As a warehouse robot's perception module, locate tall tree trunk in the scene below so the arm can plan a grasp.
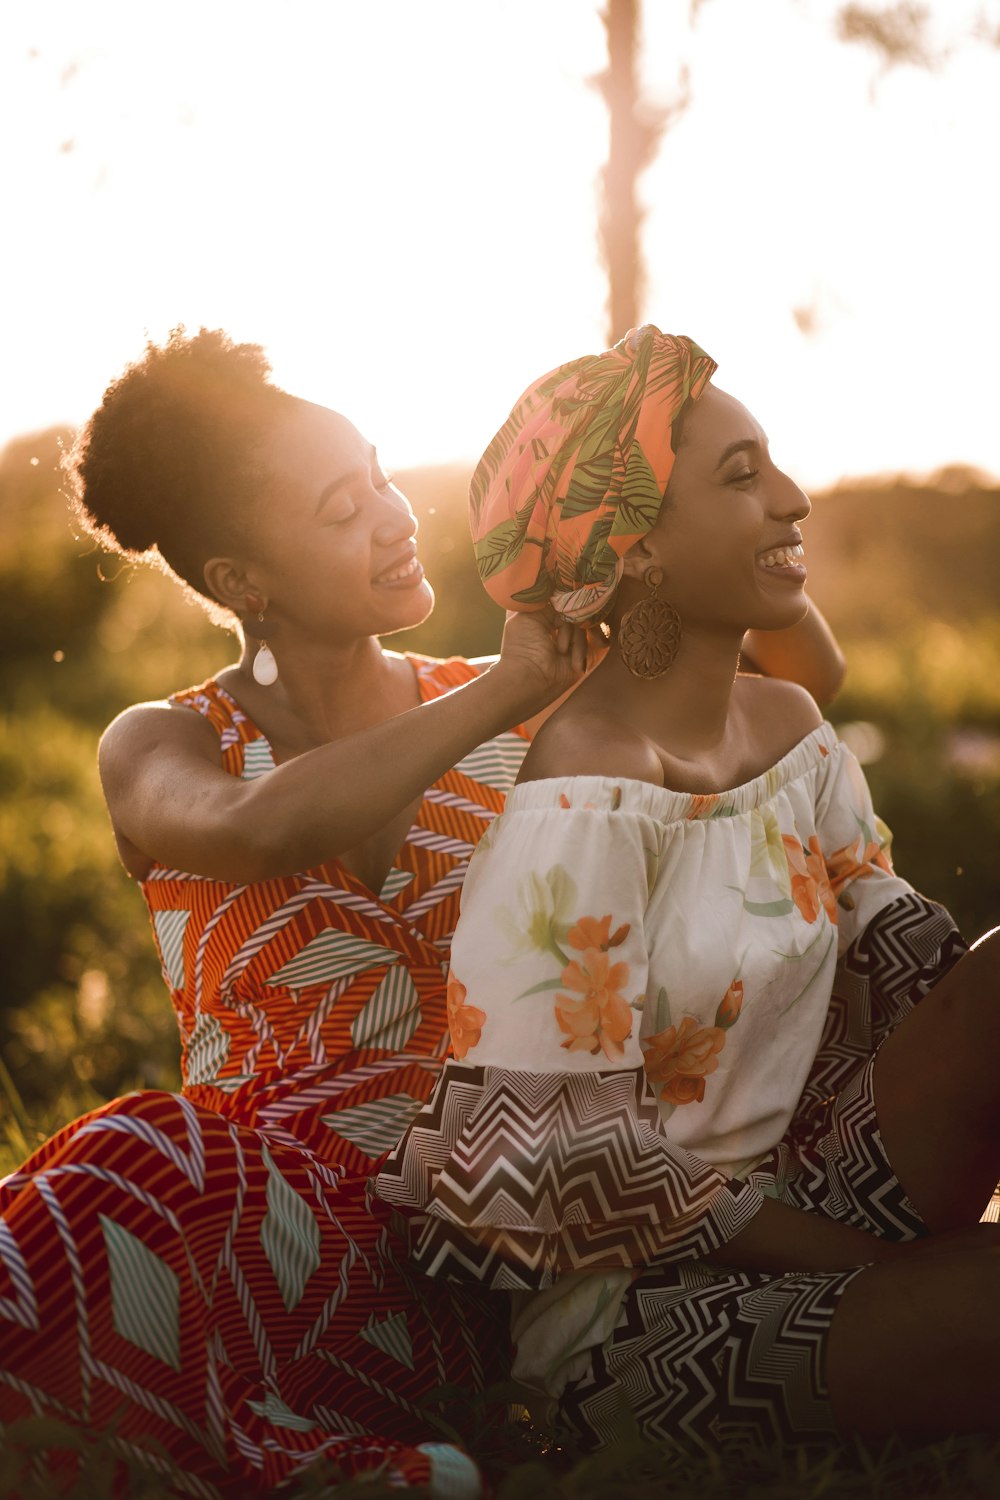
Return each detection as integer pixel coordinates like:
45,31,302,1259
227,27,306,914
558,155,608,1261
597,0,643,342
595,0,688,344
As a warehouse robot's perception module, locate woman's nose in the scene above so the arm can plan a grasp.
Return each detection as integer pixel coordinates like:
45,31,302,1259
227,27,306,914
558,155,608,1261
374,487,418,544
776,471,811,522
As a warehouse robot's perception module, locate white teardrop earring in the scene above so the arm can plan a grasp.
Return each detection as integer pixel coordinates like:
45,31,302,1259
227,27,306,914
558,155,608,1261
252,637,278,686
244,606,279,686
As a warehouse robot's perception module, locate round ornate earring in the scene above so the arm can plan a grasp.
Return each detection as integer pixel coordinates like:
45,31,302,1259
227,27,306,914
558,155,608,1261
242,600,279,686
617,566,682,679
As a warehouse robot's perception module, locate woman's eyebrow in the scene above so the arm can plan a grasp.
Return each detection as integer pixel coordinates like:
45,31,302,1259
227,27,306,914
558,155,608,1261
713,437,764,472
315,446,378,512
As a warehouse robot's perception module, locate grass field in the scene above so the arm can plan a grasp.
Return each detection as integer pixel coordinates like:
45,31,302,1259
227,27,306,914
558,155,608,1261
2,1406,1000,1498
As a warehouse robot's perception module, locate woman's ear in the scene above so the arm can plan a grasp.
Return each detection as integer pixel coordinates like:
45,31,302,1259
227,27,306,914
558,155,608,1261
620,536,657,583
203,556,255,615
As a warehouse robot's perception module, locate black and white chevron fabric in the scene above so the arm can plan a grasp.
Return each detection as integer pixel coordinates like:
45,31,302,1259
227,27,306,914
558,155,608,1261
796,891,966,1120
560,1257,858,1454
375,1062,763,1290
556,894,967,1452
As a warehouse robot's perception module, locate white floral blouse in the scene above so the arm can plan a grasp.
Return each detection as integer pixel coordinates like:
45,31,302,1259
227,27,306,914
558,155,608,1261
376,724,923,1392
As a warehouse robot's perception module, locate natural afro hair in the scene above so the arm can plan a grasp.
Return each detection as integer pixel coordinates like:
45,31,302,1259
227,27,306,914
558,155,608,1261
68,326,292,621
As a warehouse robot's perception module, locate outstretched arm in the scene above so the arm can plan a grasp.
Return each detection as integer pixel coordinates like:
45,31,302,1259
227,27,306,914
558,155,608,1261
100,612,589,884
741,596,846,706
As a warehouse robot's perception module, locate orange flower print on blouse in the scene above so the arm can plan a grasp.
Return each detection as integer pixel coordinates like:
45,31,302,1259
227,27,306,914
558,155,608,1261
714,979,743,1029
567,914,630,952
447,974,486,1059
686,793,720,821
555,946,633,1062
826,833,893,899
782,834,838,926
642,1016,726,1106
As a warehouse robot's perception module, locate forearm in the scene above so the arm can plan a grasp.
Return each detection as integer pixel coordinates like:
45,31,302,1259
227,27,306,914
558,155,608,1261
742,598,846,706
703,1194,897,1274
236,665,534,877
132,663,546,884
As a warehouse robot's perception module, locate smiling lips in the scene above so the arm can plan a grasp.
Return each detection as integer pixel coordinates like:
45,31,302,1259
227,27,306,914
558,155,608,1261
758,542,805,575
374,554,424,587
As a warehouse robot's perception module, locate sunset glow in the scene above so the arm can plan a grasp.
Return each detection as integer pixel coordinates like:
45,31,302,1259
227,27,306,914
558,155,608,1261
1,0,998,491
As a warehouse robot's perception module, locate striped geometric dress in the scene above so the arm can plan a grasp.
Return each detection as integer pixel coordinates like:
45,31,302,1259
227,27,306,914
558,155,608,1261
0,655,527,1497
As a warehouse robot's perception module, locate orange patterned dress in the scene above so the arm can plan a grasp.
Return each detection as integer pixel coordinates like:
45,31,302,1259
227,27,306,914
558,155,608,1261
0,656,528,1497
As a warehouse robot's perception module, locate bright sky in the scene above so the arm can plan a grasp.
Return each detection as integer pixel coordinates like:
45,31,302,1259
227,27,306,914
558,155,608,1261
1,0,998,491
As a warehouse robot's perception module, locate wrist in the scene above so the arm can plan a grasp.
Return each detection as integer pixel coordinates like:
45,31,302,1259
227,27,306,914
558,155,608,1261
479,656,553,723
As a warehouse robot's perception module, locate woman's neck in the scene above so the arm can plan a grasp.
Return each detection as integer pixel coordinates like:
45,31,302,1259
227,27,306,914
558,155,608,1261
227,633,417,754
591,625,745,758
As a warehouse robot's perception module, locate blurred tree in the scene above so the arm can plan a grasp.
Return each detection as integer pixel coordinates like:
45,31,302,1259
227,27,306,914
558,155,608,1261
594,0,994,339
592,0,687,342
836,2,938,69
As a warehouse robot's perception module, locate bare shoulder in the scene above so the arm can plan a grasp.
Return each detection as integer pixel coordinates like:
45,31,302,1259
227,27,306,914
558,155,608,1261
736,674,823,759
99,698,220,786
517,702,664,786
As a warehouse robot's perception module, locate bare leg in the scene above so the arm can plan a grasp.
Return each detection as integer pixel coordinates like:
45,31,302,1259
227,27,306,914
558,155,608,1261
827,1238,1000,1438
873,925,1000,1231
826,926,1000,1439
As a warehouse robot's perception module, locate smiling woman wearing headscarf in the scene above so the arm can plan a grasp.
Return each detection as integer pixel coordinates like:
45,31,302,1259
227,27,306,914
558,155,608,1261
471,326,716,623
470,325,844,699
378,325,1000,1458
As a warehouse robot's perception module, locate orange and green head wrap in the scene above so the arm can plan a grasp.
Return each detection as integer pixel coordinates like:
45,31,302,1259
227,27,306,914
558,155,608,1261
469,325,717,622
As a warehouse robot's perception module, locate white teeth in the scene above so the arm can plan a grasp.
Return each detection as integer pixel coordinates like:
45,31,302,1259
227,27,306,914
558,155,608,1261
759,544,805,568
378,557,419,584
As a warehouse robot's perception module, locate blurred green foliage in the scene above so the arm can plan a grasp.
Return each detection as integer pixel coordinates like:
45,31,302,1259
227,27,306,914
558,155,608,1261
1,432,998,1168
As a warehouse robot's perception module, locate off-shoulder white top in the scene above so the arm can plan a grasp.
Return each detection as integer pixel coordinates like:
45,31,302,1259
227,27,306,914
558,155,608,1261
377,725,916,1395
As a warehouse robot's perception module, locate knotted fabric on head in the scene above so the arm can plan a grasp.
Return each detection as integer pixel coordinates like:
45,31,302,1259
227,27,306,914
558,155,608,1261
469,325,717,622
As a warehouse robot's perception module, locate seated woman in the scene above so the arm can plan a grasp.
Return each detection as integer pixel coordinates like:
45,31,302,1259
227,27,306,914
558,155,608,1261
376,325,999,1454
0,328,590,1499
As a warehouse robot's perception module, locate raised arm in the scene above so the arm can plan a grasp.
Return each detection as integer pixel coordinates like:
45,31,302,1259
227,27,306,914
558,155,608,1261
101,613,588,884
741,596,846,706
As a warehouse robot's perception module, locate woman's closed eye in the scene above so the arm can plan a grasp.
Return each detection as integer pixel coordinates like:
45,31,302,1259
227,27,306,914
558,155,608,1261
325,501,359,525
326,477,392,525
727,467,760,486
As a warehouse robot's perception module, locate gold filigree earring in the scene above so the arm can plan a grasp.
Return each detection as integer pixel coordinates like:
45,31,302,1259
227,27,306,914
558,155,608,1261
617,566,682,679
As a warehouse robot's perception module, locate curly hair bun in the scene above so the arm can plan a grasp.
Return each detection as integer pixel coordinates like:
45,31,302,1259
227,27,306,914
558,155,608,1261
68,326,288,604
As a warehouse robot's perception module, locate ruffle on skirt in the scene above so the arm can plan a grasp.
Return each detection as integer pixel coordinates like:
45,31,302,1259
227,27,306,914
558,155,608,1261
374,1061,763,1289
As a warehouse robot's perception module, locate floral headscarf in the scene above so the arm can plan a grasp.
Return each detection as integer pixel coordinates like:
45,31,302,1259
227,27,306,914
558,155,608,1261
469,325,717,622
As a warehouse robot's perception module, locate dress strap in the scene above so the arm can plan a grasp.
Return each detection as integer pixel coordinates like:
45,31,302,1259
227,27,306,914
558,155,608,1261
168,679,269,779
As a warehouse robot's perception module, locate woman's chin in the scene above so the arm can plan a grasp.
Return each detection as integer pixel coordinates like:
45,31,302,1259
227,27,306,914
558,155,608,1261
749,590,810,633
381,579,436,636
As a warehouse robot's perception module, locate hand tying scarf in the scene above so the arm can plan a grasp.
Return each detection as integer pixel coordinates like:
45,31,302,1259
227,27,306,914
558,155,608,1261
469,325,717,622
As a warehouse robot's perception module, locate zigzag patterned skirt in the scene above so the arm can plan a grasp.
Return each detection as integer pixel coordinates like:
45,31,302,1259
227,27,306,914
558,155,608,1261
560,899,967,1454
559,1048,912,1453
